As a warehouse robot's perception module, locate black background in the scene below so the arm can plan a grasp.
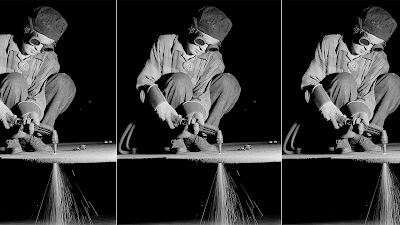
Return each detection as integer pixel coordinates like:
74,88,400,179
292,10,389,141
282,0,400,144
117,0,281,144
0,0,116,143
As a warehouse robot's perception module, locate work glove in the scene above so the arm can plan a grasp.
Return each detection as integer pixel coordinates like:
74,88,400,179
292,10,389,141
319,101,344,129
174,112,205,139
188,112,205,135
352,112,369,135
23,112,40,135
155,101,179,129
0,101,16,129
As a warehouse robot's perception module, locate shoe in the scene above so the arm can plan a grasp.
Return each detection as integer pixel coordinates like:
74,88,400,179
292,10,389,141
186,134,217,152
171,138,188,154
335,138,352,154
20,135,53,152
350,134,382,152
6,139,23,154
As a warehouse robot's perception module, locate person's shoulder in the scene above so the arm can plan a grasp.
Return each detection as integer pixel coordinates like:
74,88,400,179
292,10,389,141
40,50,59,63
156,34,177,45
374,50,388,62
0,34,12,41
0,34,12,46
320,34,342,46
209,50,223,61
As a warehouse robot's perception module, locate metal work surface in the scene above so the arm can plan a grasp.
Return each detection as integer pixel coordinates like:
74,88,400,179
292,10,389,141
118,142,281,163
283,142,400,163
0,142,116,163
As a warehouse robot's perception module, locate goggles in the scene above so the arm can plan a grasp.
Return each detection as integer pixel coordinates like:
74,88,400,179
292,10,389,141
358,33,384,51
193,35,219,52
27,33,54,52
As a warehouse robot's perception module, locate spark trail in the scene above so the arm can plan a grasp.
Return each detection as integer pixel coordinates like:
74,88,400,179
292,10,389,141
365,163,400,225
35,163,96,225
200,163,261,225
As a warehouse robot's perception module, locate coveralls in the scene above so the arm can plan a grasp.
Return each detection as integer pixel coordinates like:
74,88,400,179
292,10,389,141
137,34,241,128
0,34,76,129
302,34,400,129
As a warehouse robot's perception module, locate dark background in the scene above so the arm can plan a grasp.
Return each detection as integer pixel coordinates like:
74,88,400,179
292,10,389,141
117,0,281,145
282,159,396,224
0,0,116,143
282,1,400,146
118,160,281,224
0,161,116,222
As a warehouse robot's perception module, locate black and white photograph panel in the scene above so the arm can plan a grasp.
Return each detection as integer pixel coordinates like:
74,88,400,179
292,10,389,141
117,0,281,162
0,1,116,224
282,1,400,225
282,1,400,156
118,160,281,225
0,0,116,157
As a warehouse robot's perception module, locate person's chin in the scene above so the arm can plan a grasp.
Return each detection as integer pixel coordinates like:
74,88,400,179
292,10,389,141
195,50,204,55
359,50,368,56
29,50,38,56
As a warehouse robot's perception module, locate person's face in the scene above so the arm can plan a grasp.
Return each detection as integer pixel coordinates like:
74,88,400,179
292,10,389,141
187,31,220,56
22,31,55,56
352,31,385,56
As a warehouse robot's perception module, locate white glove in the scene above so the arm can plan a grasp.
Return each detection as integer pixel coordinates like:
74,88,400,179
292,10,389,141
155,101,179,129
188,112,205,135
319,101,344,129
23,112,40,135
352,112,369,135
0,101,16,129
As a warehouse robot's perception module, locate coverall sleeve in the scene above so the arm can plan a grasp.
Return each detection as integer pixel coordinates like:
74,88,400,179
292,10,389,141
192,54,225,119
27,56,60,120
136,37,164,91
301,37,330,103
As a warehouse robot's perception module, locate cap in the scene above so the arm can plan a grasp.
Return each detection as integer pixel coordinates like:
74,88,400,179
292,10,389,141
361,6,396,42
29,6,67,41
195,6,232,42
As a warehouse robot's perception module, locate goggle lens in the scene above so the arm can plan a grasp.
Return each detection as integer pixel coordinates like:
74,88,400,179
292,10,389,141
29,37,42,46
194,38,206,46
359,37,370,46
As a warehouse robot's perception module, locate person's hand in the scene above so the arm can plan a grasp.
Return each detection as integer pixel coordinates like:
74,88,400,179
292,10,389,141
352,112,369,135
0,101,15,129
155,101,179,129
319,101,344,129
22,112,40,135
188,112,205,135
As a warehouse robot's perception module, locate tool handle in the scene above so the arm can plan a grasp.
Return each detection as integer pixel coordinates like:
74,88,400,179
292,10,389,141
7,114,53,136
172,115,218,137
338,116,382,137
